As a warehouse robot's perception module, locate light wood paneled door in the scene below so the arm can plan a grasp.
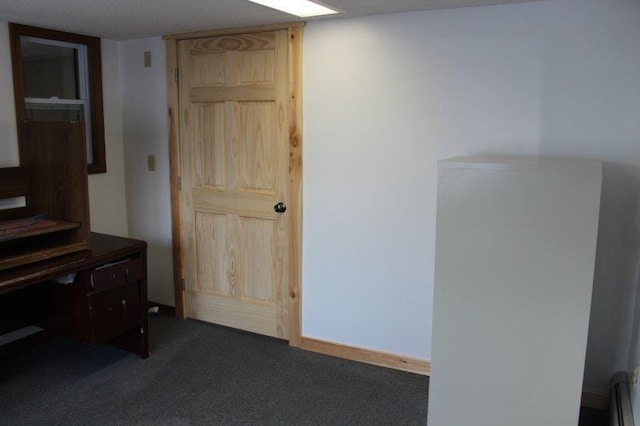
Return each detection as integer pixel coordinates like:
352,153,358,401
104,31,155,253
177,30,293,338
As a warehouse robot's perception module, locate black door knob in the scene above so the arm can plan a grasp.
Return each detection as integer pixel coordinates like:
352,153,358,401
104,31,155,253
274,202,287,213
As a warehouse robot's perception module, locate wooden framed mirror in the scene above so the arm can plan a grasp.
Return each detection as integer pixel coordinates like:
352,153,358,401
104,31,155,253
9,23,106,174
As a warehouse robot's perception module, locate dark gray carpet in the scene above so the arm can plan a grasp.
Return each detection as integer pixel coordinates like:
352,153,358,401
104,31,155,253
1,314,428,425
0,314,610,425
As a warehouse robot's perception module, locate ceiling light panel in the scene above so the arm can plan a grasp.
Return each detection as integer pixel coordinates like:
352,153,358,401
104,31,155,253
246,0,339,17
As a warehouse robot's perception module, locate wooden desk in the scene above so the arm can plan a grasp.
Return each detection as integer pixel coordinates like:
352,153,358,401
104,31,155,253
0,233,149,358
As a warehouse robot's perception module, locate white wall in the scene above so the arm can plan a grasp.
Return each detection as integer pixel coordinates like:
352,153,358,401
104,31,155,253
303,0,640,392
0,21,128,236
0,23,18,167
537,1,640,395
119,38,174,306
4,0,638,396
88,39,129,236
303,2,543,365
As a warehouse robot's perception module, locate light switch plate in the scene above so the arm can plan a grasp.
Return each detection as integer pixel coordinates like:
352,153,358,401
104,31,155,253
147,155,156,171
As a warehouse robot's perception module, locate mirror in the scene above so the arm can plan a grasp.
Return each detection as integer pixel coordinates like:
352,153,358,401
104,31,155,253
9,24,106,174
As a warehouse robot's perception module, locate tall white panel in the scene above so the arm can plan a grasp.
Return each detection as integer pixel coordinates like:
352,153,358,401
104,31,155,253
428,157,602,426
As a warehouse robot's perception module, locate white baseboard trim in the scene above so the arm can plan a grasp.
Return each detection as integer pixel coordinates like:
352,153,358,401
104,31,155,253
298,336,431,375
581,388,609,410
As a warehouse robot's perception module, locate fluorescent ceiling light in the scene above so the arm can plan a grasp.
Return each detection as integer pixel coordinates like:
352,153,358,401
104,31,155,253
247,0,339,17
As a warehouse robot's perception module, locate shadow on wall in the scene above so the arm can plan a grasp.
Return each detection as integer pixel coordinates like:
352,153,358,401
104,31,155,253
131,233,175,307
585,162,640,388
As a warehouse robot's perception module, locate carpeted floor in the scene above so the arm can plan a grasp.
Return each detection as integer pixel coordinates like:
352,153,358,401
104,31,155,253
0,314,609,425
1,314,428,425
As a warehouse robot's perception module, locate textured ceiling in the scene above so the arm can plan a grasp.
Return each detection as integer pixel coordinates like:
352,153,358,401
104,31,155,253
0,0,546,40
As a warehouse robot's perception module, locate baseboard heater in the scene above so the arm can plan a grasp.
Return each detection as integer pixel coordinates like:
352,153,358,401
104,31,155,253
610,372,634,426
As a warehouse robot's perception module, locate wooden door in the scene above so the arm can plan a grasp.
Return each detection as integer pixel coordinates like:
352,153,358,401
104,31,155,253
177,30,293,339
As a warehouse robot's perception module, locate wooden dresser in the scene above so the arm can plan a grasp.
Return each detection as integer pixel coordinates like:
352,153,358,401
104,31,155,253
0,232,149,358
1,121,148,358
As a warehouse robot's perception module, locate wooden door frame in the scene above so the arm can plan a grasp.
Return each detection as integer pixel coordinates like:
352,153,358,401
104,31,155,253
164,23,304,347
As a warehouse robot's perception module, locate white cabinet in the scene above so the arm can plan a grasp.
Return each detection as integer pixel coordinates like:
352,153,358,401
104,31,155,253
428,157,602,426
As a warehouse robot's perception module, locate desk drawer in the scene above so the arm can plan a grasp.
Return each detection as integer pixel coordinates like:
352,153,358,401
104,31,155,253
91,283,142,343
91,257,143,293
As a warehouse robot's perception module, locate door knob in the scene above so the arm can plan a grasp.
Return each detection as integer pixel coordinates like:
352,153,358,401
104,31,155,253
274,202,287,213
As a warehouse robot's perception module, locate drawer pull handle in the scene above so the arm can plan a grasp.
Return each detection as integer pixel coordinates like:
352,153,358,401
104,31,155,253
125,268,131,285
122,298,127,319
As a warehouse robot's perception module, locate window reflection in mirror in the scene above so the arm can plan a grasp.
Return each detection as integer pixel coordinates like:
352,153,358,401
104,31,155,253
20,37,93,162
9,24,106,174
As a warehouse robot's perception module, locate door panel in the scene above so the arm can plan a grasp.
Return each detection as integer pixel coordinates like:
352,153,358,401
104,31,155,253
240,216,276,303
192,103,226,189
191,54,225,87
194,212,228,295
239,102,276,192
178,31,289,338
238,51,275,84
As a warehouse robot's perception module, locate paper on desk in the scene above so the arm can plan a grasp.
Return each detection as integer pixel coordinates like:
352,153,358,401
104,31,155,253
52,273,76,285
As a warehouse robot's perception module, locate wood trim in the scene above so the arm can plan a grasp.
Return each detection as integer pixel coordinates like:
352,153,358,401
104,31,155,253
287,26,303,347
299,337,431,375
581,388,609,410
8,23,106,174
164,22,305,41
86,36,106,174
165,38,186,319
